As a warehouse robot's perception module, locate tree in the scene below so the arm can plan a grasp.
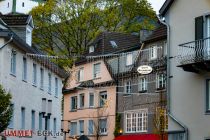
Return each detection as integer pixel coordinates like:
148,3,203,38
30,0,156,67
0,85,12,133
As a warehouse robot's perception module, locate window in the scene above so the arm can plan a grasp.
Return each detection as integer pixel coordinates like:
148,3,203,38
126,53,133,66
206,79,210,112
39,113,42,130
47,118,50,130
125,109,148,133
93,63,101,79
48,73,52,94
156,74,166,89
21,107,25,129
125,81,131,94
99,118,107,134
150,46,157,60
32,64,37,86
110,41,118,48
139,77,147,92
8,104,14,128
164,41,167,56
10,50,16,75
79,94,85,108
7,2,9,8
77,68,84,82
70,122,77,136
99,91,107,107
89,46,94,53
71,96,77,110
22,2,24,7
88,120,94,135
79,120,84,135
22,57,27,81
89,93,94,107
40,68,44,90
31,110,35,130
53,118,57,134
55,78,58,97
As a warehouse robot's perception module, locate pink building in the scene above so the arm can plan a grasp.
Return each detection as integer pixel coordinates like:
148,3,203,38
62,32,140,140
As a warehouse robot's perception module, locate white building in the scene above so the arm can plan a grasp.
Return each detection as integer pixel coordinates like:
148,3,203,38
0,0,43,14
0,14,67,140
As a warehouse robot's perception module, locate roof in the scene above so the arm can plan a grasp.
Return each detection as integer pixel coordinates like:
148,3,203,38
159,0,175,16
76,32,140,65
0,29,68,78
0,14,33,27
144,23,167,43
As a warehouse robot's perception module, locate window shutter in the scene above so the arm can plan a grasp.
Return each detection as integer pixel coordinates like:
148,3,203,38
195,16,204,40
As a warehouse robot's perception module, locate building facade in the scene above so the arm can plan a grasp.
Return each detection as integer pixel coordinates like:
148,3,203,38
0,14,66,140
160,0,210,140
62,32,140,140
109,24,167,139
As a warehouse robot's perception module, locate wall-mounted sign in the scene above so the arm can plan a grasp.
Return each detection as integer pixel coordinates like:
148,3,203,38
137,65,153,75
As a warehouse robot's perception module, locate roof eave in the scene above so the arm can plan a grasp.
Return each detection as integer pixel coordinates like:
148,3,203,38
159,0,175,16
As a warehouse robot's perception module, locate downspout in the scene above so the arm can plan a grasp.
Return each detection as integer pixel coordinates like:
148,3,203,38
0,35,13,49
158,16,188,140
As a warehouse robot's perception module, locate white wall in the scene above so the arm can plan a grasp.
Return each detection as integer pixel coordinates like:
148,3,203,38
0,0,13,14
0,40,63,140
165,0,210,140
15,0,39,14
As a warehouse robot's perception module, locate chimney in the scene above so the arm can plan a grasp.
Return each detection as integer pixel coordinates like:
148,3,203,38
139,29,153,43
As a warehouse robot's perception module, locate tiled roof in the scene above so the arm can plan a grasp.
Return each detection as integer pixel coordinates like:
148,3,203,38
144,24,167,43
76,32,140,65
0,14,31,26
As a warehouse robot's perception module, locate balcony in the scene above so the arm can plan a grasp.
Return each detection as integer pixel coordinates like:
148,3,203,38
178,37,210,73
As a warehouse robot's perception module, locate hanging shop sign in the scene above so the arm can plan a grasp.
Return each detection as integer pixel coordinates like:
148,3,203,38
137,65,153,75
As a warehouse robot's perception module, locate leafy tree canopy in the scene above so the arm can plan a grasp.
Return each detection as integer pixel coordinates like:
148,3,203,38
30,0,156,67
0,85,12,133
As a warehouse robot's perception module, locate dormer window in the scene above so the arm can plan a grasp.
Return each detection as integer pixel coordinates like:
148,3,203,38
89,46,94,53
26,28,32,46
110,41,118,48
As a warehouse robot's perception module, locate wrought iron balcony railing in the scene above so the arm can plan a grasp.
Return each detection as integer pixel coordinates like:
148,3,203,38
178,37,210,65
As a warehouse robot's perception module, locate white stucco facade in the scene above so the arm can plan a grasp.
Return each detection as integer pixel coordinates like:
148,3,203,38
0,38,64,140
163,0,210,140
0,0,40,14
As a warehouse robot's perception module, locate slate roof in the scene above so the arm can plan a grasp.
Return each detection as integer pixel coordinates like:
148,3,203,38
159,0,175,16
76,32,140,65
0,14,32,26
144,24,167,43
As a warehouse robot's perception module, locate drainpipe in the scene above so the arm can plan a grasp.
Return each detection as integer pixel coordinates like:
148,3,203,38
158,16,188,140
0,35,13,49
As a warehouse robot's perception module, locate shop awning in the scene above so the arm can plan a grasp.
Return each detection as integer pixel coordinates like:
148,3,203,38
114,134,168,140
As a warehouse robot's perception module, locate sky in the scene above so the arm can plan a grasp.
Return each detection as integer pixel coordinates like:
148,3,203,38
148,0,166,14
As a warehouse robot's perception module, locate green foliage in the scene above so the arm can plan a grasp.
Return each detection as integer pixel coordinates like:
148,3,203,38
30,0,156,68
0,85,12,133
114,113,121,137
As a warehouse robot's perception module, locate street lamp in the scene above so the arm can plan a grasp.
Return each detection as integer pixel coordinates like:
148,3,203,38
61,120,70,140
41,98,52,140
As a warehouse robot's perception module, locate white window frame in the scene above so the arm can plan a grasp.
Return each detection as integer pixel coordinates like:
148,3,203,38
88,120,94,135
99,118,107,135
93,63,101,79
79,94,85,109
126,53,133,66
125,109,148,133
156,73,166,89
99,91,107,107
89,93,94,107
10,50,16,75
22,57,27,81
32,63,37,86
125,81,131,94
71,96,77,111
89,46,94,53
78,120,84,135
150,46,157,60
77,67,84,82
139,77,147,92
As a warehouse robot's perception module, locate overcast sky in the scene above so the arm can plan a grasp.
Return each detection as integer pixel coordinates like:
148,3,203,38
148,0,166,13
